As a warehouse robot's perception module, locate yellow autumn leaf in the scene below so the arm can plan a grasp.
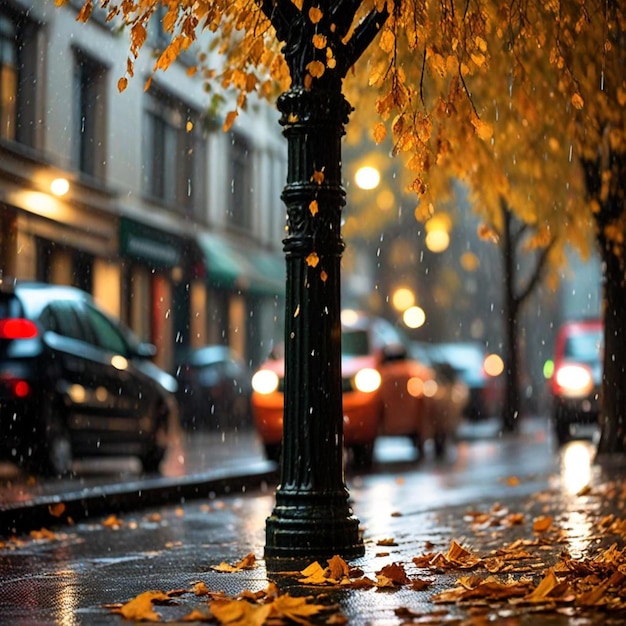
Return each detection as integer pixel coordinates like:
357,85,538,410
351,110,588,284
533,515,553,532
210,598,272,625
272,594,328,621
571,92,584,109
117,76,128,92
291,0,303,9
117,590,170,622
379,29,395,54
320,270,328,282
308,7,323,23
306,252,320,267
210,552,257,572
310,169,325,184
373,121,387,144
223,110,238,132
471,117,494,141
48,502,66,517
306,60,325,78
312,34,326,49
309,199,319,216
76,0,93,22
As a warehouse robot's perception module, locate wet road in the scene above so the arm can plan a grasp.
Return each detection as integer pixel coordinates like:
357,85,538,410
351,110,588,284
0,416,597,508
0,415,608,625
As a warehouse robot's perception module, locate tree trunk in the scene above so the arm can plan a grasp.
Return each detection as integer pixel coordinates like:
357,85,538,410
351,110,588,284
500,202,521,432
595,244,626,458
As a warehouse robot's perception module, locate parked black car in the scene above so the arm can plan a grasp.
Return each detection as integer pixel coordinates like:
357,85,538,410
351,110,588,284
0,280,178,476
175,345,252,430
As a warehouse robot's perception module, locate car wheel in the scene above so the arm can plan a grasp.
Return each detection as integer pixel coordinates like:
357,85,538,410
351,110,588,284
264,443,281,463
433,432,447,458
140,405,168,474
554,420,570,446
350,443,374,470
27,408,73,477
553,405,570,446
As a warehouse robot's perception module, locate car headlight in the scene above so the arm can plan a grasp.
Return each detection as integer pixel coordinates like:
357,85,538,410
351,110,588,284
353,368,382,393
555,364,593,398
252,369,280,395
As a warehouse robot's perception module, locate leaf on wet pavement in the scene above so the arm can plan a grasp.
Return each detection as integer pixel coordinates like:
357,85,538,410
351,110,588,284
113,590,173,622
375,562,410,587
102,514,124,528
532,515,553,533
210,552,257,572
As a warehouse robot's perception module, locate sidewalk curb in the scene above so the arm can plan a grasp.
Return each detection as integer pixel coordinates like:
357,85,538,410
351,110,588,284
0,461,278,537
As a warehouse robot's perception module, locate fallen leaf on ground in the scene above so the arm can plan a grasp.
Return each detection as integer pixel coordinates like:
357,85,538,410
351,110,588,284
210,553,257,573
114,590,172,622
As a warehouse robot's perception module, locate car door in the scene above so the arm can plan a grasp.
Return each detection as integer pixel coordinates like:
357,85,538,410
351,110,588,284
41,299,145,452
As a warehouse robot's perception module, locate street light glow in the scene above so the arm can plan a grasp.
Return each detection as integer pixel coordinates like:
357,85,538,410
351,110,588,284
403,306,426,329
425,229,450,253
50,177,70,196
392,287,415,311
354,166,380,190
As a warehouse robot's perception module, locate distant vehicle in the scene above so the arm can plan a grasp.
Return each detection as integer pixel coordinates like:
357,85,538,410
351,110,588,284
0,280,178,476
414,341,501,421
251,311,462,468
550,319,603,444
175,345,252,430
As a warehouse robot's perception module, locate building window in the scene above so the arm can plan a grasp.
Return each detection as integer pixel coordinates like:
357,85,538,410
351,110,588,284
0,8,38,148
228,133,252,231
143,88,206,217
73,50,107,179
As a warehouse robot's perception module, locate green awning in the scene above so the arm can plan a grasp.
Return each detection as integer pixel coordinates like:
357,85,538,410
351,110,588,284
196,232,285,297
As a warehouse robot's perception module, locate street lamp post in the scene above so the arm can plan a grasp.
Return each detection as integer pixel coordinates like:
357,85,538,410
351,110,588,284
260,0,388,564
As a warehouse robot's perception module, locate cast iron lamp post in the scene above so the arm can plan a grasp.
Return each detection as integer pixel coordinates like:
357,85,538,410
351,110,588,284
260,0,389,563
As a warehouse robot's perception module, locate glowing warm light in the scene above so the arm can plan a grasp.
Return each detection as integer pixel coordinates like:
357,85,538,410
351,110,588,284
252,369,280,395
392,287,415,311
423,379,439,398
50,177,70,196
425,230,450,253
460,251,480,271
484,353,504,377
68,384,87,403
403,306,426,329
341,309,360,326
407,376,424,397
561,441,593,495
354,166,380,190
353,368,382,393
111,355,129,370
376,189,395,210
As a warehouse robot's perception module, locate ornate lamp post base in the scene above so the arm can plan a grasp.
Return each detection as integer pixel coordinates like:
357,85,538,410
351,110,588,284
266,490,363,563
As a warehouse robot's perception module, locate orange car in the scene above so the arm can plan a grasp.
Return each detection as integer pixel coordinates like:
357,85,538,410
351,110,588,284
251,310,462,467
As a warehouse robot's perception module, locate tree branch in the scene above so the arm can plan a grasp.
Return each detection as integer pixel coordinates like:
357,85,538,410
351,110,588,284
329,0,365,40
342,5,390,71
516,237,556,306
258,0,298,42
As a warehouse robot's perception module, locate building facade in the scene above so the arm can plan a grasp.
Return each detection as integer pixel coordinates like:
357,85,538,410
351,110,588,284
0,0,287,371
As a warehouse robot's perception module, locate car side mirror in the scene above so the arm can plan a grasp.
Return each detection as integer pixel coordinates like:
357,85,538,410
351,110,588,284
382,344,408,362
134,342,158,358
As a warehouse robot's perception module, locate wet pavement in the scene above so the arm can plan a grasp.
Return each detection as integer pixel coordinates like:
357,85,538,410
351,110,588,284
1,417,625,624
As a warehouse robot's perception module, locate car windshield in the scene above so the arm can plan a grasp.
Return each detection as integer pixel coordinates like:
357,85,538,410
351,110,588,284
564,330,603,363
342,329,370,356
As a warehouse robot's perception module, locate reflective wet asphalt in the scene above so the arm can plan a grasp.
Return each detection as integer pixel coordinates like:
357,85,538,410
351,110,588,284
1,417,622,625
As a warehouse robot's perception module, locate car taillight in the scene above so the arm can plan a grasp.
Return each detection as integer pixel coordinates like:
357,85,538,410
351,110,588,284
0,318,38,340
0,376,31,398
